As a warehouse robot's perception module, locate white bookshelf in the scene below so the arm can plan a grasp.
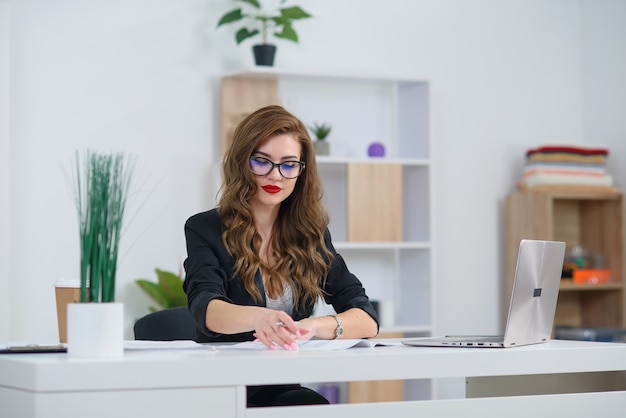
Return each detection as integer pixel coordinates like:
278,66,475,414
220,67,433,401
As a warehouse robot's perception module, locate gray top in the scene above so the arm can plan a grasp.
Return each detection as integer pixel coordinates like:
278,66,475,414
266,283,294,315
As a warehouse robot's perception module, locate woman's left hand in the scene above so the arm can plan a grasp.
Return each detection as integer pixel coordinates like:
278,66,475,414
293,309,378,341
293,318,317,341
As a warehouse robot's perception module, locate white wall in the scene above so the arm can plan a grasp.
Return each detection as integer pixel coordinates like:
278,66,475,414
581,0,626,183
0,0,10,339
8,0,223,340
3,0,625,353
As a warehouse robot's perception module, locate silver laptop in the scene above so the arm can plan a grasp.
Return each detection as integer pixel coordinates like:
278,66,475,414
403,239,566,348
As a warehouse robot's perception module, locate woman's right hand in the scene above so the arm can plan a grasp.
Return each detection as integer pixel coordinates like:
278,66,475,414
253,309,301,350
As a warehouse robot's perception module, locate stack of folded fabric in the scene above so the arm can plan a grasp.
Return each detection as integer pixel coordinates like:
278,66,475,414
522,145,613,188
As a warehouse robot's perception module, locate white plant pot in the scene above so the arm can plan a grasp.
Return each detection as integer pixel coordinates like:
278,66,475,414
67,302,124,359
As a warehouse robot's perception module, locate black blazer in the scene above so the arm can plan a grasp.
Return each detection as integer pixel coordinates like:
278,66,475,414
183,209,379,343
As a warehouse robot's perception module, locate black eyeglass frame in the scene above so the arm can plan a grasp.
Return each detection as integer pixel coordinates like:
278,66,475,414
249,156,306,179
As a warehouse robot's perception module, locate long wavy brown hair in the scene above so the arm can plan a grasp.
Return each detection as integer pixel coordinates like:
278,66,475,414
218,105,334,311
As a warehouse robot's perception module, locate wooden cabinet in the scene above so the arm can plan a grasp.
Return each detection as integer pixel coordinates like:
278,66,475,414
506,185,626,331
220,67,433,400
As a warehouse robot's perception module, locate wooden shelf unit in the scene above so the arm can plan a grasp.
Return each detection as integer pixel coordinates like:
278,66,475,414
506,186,626,330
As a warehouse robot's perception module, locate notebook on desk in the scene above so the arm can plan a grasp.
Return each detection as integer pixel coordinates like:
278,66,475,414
0,343,66,354
403,239,566,348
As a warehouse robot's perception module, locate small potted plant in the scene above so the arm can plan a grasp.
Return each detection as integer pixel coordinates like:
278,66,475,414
66,150,135,358
217,0,312,66
309,122,331,155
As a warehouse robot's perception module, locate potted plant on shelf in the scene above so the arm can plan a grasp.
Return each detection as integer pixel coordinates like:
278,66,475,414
217,0,312,66
308,122,331,156
66,150,135,358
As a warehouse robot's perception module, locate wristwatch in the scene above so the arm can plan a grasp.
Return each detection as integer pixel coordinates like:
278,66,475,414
329,315,343,339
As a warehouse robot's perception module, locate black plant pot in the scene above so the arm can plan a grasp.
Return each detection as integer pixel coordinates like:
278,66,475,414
253,44,277,66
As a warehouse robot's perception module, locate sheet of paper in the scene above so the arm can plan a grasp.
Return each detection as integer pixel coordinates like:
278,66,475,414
226,339,402,351
123,340,216,351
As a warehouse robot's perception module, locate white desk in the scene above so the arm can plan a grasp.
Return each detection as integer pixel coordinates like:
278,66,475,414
1,340,626,417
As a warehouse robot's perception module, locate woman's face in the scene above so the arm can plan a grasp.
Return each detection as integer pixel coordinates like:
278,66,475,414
249,133,302,210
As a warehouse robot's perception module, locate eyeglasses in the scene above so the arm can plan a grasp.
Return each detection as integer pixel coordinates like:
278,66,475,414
249,156,305,179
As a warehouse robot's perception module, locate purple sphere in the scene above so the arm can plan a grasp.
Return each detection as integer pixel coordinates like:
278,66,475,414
368,142,385,157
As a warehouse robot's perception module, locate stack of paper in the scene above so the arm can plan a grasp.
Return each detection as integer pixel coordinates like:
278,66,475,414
226,339,402,351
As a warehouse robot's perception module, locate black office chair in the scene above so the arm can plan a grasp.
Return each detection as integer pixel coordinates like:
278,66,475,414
133,306,198,341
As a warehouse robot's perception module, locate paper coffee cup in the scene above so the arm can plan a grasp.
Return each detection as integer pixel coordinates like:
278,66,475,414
54,278,81,343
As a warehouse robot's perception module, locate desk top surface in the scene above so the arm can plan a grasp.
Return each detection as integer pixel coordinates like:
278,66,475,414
1,339,625,392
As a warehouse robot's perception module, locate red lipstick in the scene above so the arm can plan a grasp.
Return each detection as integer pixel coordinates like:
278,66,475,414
262,185,281,194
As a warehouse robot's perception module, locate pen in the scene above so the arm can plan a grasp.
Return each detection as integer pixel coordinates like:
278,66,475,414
275,321,300,327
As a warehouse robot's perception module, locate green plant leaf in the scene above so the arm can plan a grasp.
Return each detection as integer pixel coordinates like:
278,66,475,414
274,22,298,43
235,27,259,44
309,122,331,140
280,6,312,20
135,279,168,309
136,268,187,312
155,268,187,308
238,0,261,9
217,8,244,27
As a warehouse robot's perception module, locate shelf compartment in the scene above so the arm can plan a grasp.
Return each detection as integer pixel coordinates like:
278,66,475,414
397,249,432,328
347,163,403,242
320,163,430,244
555,290,624,328
552,197,624,285
221,69,430,160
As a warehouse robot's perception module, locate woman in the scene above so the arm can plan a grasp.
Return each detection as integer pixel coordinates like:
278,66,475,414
183,105,379,407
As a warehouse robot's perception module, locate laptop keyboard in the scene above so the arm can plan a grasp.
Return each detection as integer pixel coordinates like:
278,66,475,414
446,335,504,343
444,336,504,343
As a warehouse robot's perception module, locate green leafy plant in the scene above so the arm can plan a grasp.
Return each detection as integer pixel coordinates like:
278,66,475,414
74,151,135,303
308,122,332,141
135,268,187,312
217,0,312,45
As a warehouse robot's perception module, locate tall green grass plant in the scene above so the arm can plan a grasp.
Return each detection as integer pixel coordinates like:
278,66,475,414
74,151,135,303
